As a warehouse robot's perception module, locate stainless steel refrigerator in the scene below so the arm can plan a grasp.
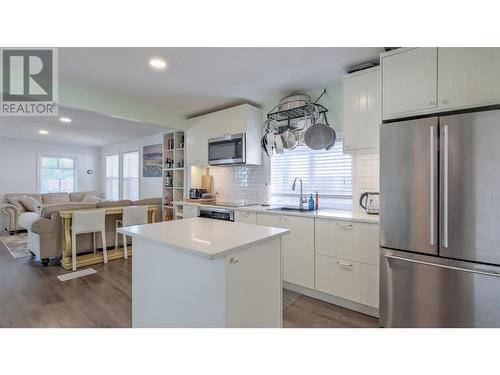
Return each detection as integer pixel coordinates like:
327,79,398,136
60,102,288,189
380,109,500,327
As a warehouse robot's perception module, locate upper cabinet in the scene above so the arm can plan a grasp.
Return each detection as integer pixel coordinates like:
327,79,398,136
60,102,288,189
209,106,246,138
186,114,210,165
342,67,381,153
382,47,500,120
381,48,438,119
438,48,500,111
185,104,263,166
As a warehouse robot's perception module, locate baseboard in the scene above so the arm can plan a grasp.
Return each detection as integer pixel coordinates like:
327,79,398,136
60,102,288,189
283,281,379,318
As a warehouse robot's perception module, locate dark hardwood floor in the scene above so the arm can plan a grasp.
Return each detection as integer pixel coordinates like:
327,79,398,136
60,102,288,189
0,240,378,328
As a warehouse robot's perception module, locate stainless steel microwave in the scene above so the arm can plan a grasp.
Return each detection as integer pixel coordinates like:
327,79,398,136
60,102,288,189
208,133,246,165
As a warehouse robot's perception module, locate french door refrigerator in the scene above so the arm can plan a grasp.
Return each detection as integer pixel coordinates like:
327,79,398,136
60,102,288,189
380,109,500,327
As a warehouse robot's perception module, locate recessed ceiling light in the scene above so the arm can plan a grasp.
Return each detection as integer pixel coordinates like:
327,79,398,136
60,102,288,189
149,58,167,69
39,129,49,135
59,117,72,123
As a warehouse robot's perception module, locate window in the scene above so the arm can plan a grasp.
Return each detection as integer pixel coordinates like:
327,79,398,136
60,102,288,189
123,151,139,200
39,156,76,193
105,154,119,200
270,139,353,209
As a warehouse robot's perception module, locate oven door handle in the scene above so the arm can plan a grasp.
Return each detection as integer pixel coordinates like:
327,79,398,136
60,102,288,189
384,253,500,278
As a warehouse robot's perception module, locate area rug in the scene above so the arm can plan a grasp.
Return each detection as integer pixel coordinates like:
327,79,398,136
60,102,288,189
0,232,32,259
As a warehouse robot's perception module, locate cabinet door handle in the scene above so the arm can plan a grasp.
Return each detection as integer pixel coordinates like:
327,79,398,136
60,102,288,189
429,100,436,105
337,260,353,267
230,257,238,264
336,222,353,230
442,99,449,105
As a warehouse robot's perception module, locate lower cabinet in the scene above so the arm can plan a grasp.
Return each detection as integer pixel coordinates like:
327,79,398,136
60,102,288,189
315,219,379,308
183,205,199,219
234,211,257,225
315,255,379,308
256,213,315,289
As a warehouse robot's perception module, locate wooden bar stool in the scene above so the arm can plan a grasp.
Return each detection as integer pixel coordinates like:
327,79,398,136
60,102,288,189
115,206,149,259
71,209,107,271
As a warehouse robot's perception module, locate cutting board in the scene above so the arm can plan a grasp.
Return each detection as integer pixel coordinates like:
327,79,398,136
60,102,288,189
201,168,214,194
185,198,216,204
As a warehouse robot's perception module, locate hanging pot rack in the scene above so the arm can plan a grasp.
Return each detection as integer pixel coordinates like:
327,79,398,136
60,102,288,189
266,89,328,123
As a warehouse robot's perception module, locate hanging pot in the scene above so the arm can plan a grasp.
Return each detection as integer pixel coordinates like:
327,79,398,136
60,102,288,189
278,93,311,111
303,118,335,150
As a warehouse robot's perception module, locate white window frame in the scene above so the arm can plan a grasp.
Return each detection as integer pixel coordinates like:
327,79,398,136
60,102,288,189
122,149,139,200
270,139,353,209
105,154,120,201
38,154,77,193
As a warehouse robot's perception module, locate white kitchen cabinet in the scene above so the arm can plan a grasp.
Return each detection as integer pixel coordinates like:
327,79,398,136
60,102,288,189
182,205,199,219
186,115,210,165
209,106,246,138
438,48,500,111
382,48,438,119
315,219,379,266
234,211,257,225
342,67,381,152
256,213,315,289
185,104,262,166
316,254,379,308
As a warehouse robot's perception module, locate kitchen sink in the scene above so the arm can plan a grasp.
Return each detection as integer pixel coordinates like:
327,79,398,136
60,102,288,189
267,207,314,212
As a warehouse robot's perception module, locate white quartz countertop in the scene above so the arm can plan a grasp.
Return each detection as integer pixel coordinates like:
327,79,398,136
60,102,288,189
174,201,379,224
117,217,289,260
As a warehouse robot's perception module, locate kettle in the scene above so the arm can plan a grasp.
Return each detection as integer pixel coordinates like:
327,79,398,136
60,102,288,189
359,192,380,215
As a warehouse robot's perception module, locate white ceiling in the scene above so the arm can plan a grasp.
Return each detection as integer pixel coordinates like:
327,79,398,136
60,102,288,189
0,106,170,147
59,47,384,116
0,48,384,147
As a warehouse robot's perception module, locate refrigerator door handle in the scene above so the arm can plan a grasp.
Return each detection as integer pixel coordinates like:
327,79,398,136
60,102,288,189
429,126,435,246
443,124,449,248
384,253,500,278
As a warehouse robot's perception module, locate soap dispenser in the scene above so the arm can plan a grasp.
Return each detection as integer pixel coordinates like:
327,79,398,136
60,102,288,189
308,194,314,210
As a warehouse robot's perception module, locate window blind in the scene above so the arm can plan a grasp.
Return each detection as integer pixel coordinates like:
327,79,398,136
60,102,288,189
270,139,353,209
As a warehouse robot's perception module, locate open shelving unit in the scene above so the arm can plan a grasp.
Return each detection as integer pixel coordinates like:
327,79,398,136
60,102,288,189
162,131,185,221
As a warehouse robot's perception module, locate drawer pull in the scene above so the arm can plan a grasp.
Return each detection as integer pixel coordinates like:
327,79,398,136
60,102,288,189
336,222,353,230
337,260,353,267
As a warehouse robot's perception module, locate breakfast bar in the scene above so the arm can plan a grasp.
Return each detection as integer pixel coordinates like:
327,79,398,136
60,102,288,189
59,205,158,270
118,217,289,328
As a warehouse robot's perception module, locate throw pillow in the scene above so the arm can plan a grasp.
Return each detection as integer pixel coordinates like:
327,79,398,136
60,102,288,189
81,195,103,204
7,195,27,213
20,196,42,212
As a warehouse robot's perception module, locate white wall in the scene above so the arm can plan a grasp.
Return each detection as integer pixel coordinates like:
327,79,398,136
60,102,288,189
0,136,101,230
100,133,165,200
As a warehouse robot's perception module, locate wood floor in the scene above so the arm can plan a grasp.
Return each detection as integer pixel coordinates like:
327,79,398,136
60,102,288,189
0,240,378,328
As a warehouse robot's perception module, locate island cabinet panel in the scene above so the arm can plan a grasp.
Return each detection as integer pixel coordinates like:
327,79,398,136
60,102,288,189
234,211,257,225
256,213,315,289
131,234,284,328
315,219,379,266
226,237,282,328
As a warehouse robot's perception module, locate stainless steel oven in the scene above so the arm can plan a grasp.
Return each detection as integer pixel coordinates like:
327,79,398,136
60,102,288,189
208,133,245,165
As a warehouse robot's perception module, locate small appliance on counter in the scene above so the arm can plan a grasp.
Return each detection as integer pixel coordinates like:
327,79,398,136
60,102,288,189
189,188,207,199
359,192,379,215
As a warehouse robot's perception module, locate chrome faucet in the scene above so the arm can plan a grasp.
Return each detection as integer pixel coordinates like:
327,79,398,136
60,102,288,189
292,177,307,210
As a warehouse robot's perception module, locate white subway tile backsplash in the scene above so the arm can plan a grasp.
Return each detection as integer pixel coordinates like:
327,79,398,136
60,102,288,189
207,152,379,211
353,152,380,211
210,165,269,204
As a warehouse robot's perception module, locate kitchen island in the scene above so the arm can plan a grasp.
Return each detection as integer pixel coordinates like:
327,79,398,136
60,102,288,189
118,217,289,328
